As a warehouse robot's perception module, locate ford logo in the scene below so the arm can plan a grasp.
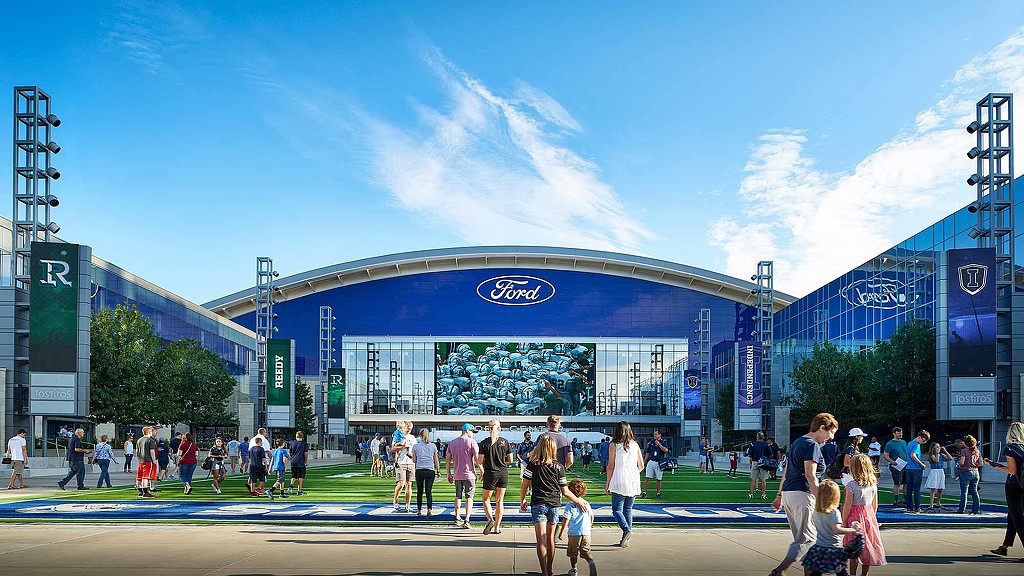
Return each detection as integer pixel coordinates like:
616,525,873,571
476,275,555,306
839,278,913,310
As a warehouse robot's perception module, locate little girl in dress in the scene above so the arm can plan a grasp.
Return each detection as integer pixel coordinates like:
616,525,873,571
842,453,887,575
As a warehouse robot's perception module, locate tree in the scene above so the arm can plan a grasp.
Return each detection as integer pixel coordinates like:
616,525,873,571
90,304,178,425
294,377,316,437
869,319,936,432
158,338,238,427
715,381,734,432
783,342,871,428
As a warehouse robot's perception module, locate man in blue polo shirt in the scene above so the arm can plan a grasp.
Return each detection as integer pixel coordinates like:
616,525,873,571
883,427,909,506
641,430,670,499
598,437,610,475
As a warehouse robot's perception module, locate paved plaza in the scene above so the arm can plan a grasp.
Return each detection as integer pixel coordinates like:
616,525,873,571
0,523,1018,575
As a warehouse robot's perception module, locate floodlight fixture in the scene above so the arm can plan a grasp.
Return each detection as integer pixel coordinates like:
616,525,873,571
968,201,980,214
967,174,982,186
967,227,982,239
45,222,60,234
41,195,59,207
45,141,61,154
967,121,981,134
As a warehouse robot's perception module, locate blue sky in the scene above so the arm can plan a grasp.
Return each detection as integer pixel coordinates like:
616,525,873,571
3,2,1024,303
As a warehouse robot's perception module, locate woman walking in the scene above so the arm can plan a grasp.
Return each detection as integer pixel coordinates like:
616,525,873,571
769,412,838,576
605,420,643,548
925,442,954,511
208,437,228,494
841,428,865,473
521,435,587,576
412,428,440,517
986,421,1024,561
177,432,199,495
94,435,115,488
122,434,134,473
842,453,886,575
956,435,983,515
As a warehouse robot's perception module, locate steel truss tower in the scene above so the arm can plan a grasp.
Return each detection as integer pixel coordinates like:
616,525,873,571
694,308,711,434
752,261,775,432
255,257,277,428
319,306,336,449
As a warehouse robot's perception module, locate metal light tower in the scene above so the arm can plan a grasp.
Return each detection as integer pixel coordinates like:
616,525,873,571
11,87,62,433
693,308,711,435
966,93,1016,424
318,306,336,450
752,261,775,432
255,257,278,428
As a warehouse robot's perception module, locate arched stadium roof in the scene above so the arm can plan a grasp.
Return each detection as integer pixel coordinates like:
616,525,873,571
203,246,795,319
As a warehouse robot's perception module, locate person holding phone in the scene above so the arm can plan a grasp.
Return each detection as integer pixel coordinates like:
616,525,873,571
986,421,1024,561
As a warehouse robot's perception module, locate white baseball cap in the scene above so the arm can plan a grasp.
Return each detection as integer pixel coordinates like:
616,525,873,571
848,427,866,437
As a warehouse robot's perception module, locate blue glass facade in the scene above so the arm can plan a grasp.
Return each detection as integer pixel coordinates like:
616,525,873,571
90,260,256,374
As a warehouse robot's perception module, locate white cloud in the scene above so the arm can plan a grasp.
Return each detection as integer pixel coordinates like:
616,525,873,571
364,48,652,252
710,27,1024,297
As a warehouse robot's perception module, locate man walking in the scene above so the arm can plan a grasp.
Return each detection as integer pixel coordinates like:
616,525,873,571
747,432,771,500
6,428,29,489
598,437,610,475
883,427,908,506
135,426,158,497
370,433,382,477
538,415,573,469
288,431,309,496
227,435,241,473
478,419,513,535
169,432,182,479
641,430,670,499
57,427,92,491
446,423,482,529
392,421,416,512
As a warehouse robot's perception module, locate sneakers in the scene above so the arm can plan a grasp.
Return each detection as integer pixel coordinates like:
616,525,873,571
57,483,65,491
281,492,289,498
619,531,632,548
405,506,412,513
747,493,753,499
656,493,662,499
454,518,464,528
991,546,1008,556
249,491,260,497
484,520,495,535
296,491,305,496
762,494,768,500
140,492,155,498
267,490,275,500
640,492,648,499
212,483,222,495
426,512,433,519
568,568,579,576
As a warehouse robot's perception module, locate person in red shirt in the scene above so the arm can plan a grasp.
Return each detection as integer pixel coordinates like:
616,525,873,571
176,432,199,495
729,449,739,478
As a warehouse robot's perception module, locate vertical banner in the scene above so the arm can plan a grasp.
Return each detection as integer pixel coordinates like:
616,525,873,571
29,242,80,373
683,369,702,421
947,248,997,378
327,367,346,418
734,341,762,430
266,338,293,406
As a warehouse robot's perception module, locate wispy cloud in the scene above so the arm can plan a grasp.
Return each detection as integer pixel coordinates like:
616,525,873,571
104,1,209,75
710,28,1024,297
363,47,652,252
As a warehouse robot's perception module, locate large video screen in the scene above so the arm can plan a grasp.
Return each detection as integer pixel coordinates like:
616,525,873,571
435,342,596,417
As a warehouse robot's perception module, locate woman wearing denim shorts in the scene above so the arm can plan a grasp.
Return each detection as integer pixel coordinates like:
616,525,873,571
521,435,587,576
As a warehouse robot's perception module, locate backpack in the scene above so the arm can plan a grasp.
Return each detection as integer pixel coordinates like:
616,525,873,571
825,450,846,480
659,456,679,471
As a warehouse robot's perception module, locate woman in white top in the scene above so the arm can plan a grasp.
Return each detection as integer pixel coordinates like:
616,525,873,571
867,436,882,468
605,420,644,548
123,434,135,473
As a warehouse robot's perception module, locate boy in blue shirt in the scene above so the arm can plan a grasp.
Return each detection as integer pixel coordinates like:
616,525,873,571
904,429,930,514
556,478,597,576
268,438,289,500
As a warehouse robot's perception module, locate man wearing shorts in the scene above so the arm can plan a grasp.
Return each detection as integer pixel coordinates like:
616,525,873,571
136,426,158,498
446,423,482,529
392,421,416,512
641,430,670,499
370,433,382,477
6,428,28,489
248,437,269,496
517,430,535,478
478,419,513,535
746,432,771,499
883,427,909,506
288,431,309,496
227,436,241,473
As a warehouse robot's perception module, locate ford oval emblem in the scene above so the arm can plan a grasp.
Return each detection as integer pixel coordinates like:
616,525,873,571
839,278,910,310
476,275,556,306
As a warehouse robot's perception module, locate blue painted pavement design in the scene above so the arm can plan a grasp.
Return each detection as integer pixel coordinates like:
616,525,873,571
0,500,1008,524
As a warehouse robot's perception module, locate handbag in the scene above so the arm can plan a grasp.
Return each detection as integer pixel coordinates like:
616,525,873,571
201,457,213,471
1,456,11,465
659,457,679,471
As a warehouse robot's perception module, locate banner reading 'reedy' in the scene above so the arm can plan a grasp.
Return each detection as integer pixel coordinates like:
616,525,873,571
267,338,292,406
30,242,80,373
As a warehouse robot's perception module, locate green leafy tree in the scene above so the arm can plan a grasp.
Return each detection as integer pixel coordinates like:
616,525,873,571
158,338,238,427
868,319,936,432
294,377,316,437
783,341,871,428
715,381,734,432
90,304,177,424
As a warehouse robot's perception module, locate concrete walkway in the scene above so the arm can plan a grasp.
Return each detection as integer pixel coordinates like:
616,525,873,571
0,523,1018,575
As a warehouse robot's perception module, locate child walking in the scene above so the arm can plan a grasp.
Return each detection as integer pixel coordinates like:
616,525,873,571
268,438,289,500
556,479,598,576
925,442,953,511
842,454,887,576
802,479,862,576
728,449,739,478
